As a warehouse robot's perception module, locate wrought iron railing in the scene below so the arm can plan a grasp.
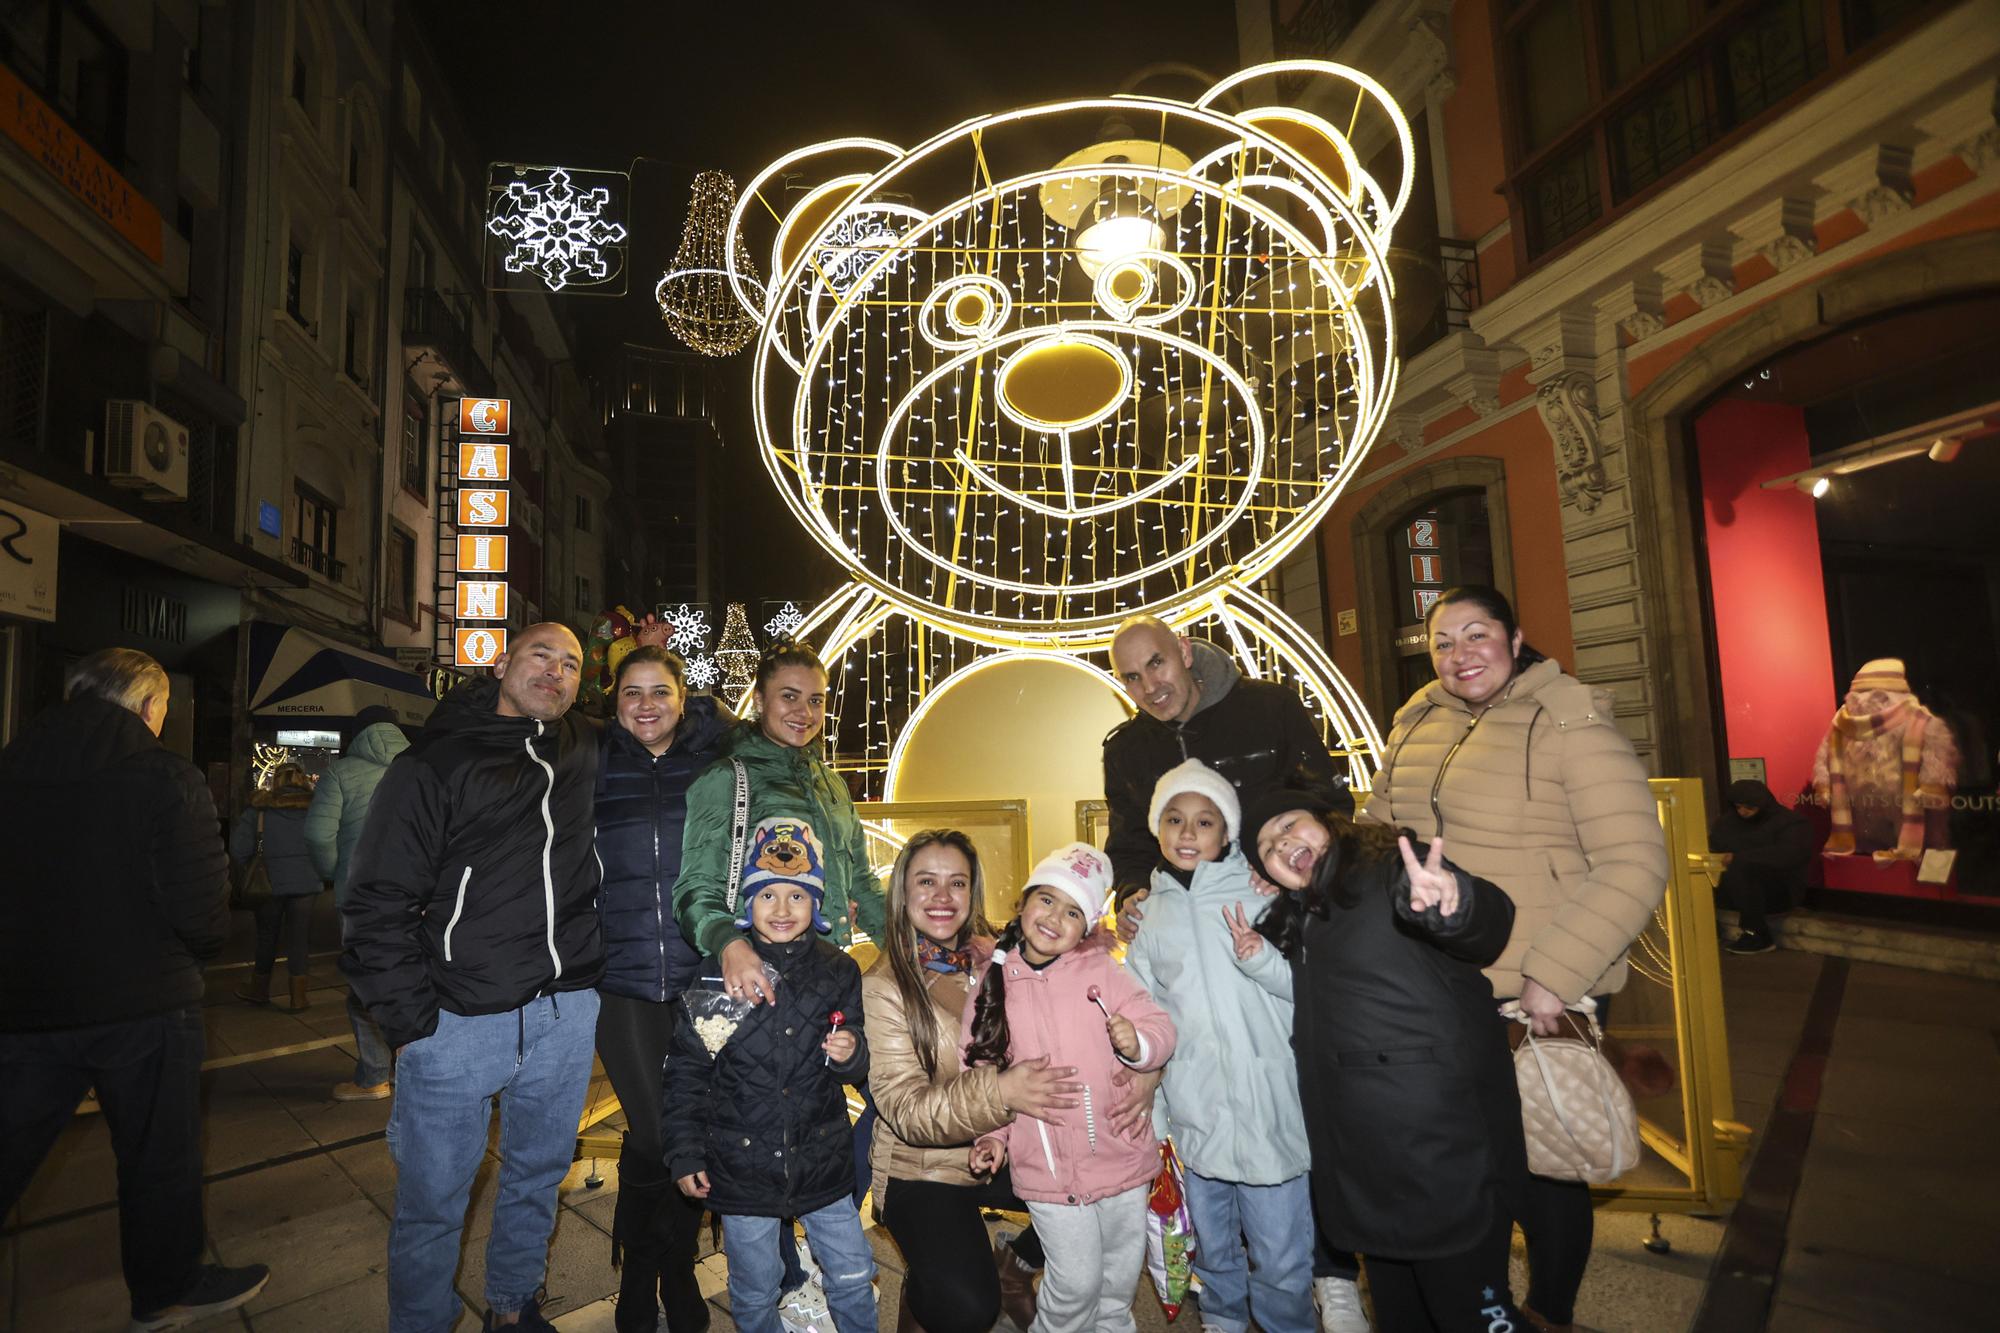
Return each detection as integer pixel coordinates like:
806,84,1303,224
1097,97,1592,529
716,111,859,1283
402,288,491,392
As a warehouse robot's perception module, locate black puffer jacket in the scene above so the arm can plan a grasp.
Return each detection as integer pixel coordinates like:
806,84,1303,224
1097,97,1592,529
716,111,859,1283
1103,640,1353,898
1253,839,1527,1261
341,677,604,1050
663,934,867,1217
595,695,731,1002
0,698,228,1031
1709,779,1817,897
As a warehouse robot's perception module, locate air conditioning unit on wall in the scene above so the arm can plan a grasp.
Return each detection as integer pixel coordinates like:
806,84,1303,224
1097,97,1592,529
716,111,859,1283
104,400,190,500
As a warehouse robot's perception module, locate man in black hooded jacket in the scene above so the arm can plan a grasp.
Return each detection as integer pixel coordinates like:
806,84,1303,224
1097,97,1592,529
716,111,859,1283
0,648,270,1328
1709,779,1819,955
343,622,604,1332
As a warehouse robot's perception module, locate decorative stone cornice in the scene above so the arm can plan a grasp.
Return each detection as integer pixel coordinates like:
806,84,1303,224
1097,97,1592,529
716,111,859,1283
1813,144,1915,227
1962,124,2000,175
1389,411,1427,453
1732,196,1818,273
1660,241,1736,310
1521,308,1598,384
1535,371,1607,512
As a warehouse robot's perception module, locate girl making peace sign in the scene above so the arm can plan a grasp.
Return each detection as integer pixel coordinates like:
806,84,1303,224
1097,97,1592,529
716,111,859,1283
1228,790,1532,1333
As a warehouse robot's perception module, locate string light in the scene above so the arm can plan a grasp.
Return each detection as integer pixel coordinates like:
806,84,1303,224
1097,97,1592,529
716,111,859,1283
716,603,759,696
725,61,1408,794
656,171,765,355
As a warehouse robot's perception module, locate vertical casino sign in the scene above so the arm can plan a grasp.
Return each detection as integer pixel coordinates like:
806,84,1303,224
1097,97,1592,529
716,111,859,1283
451,397,511,667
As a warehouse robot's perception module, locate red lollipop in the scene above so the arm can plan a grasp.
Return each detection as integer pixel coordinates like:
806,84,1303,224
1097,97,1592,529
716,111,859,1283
824,1010,847,1066
1086,985,1113,1022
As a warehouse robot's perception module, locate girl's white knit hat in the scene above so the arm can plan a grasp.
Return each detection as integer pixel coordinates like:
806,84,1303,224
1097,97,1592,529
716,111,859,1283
1148,758,1242,843
1024,842,1114,922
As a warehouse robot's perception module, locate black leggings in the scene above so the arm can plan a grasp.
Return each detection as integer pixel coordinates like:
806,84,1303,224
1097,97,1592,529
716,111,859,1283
880,1172,1044,1333
1362,1201,1524,1333
596,990,677,1171
252,896,314,977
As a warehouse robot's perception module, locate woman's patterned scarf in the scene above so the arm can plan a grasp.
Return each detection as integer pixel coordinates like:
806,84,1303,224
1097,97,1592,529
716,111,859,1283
1826,696,1929,861
916,934,974,976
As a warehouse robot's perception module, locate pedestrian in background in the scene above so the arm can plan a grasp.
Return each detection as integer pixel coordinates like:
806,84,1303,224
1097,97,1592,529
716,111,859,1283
233,761,324,1012
303,704,409,1098
1709,778,1818,955
0,648,270,1329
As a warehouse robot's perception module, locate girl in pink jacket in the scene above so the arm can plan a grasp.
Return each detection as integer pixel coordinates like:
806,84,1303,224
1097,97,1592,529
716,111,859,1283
962,842,1176,1333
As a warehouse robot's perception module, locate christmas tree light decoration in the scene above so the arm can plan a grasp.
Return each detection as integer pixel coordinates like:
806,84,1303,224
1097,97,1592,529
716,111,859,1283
656,171,765,356
657,603,711,656
763,601,806,640
485,164,630,294
684,655,720,691
716,603,760,696
725,61,1414,797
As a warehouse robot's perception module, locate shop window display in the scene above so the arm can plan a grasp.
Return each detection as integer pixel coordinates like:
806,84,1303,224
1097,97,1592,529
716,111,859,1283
1694,293,2000,913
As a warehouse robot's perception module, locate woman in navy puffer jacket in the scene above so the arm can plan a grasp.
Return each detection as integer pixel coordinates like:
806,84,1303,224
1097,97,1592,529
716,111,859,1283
594,645,731,1333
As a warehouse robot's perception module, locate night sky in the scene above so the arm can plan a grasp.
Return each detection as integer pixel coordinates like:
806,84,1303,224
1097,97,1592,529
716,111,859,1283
415,0,1242,616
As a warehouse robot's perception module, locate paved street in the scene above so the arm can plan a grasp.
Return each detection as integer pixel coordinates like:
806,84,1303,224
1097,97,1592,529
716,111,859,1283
4,902,1997,1331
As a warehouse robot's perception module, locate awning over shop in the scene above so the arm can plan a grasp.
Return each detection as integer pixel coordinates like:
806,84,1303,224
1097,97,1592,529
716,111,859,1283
247,622,438,728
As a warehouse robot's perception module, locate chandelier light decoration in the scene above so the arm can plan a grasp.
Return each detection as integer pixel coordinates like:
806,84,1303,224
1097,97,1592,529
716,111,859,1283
656,170,766,356
724,62,1414,796
485,164,630,294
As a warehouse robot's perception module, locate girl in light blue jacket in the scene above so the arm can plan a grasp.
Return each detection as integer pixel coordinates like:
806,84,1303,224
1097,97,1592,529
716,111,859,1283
1124,760,1315,1333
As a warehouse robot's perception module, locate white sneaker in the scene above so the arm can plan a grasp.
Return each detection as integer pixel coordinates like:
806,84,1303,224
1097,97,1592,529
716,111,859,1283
1314,1274,1371,1333
778,1277,831,1333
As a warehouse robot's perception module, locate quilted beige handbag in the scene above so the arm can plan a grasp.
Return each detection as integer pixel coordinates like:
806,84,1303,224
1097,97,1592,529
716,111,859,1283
1502,997,1640,1183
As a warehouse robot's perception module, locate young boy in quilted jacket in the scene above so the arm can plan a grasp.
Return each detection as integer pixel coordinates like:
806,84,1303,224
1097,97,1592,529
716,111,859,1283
962,842,1176,1333
664,818,873,1333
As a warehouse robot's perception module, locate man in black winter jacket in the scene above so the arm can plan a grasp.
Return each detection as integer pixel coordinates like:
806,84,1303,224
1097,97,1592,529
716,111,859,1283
1104,617,1353,912
0,648,271,1328
342,622,605,1332
1710,779,1819,955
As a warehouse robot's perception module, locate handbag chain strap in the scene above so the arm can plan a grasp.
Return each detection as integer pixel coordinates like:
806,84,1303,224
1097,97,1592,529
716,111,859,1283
723,759,750,915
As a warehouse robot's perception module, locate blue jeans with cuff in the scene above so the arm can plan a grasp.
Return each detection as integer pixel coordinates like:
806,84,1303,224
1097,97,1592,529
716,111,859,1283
384,989,600,1333
1183,1169,1317,1333
723,1198,877,1333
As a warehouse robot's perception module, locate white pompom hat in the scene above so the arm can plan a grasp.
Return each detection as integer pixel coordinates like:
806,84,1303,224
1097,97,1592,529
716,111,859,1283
1023,842,1114,922
1148,758,1242,844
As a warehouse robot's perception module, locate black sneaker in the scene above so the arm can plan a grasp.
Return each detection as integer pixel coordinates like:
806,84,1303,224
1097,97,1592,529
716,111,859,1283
486,1291,561,1331
1726,931,1776,955
130,1262,270,1330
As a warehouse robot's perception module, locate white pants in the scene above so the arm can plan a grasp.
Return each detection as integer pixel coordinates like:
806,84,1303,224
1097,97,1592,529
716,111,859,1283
1025,1184,1150,1333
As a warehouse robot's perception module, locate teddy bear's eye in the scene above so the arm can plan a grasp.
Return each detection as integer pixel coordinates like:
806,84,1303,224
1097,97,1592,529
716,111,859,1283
919,274,1012,350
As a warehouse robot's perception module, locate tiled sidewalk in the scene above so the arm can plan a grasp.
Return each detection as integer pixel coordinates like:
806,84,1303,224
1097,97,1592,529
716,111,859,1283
5,928,1997,1330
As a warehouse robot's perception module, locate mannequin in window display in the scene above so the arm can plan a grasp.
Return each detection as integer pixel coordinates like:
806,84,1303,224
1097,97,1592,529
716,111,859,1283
1810,658,1961,862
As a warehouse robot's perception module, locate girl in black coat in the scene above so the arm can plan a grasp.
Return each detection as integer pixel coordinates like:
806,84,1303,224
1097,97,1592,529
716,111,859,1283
1230,789,1532,1333
593,646,731,1333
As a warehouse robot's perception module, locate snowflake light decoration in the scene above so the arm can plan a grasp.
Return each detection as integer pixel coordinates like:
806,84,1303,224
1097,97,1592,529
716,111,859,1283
683,655,720,690
657,603,711,655
485,164,630,294
763,601,806,640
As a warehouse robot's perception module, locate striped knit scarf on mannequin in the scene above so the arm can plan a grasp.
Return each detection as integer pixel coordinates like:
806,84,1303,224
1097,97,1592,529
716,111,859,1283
1825,696,1930,861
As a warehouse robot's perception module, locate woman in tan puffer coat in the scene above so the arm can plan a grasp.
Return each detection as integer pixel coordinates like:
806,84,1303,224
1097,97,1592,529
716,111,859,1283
862,830,1085,1333
1364,586,1667,1333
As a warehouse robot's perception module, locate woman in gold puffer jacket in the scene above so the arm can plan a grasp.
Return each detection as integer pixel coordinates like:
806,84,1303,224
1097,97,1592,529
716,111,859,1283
862,831,1084,1333
1365,586,1668,1333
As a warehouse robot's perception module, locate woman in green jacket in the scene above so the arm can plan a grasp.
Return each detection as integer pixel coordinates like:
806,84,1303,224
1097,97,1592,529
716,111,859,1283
673,642,884,1007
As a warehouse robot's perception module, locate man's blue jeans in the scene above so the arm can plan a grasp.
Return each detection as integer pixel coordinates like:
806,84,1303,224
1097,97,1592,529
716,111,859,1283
1182,1169,1317,1333
722,1199,877,1333
384,990,600,1333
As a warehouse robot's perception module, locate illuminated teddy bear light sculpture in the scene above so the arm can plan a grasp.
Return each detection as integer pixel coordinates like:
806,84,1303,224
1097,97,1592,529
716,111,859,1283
722,62,1414,797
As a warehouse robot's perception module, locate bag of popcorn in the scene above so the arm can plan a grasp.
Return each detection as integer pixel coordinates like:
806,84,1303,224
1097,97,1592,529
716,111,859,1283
683,964,781,1056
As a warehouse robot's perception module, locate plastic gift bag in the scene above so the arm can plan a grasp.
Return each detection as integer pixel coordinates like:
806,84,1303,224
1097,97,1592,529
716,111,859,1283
1144,1138,1198,1318
682,962,781,1056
